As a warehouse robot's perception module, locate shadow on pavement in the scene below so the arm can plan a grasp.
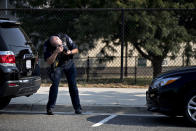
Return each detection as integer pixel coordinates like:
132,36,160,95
87,115,196,128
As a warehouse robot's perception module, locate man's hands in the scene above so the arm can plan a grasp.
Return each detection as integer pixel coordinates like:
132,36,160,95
55,46,76,56
64,50,72,55
64,48,78,55
55,45,63,54
47,46,78,65
47,46,63,65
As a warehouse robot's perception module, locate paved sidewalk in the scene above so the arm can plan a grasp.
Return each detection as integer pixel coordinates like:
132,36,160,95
10,87,147,107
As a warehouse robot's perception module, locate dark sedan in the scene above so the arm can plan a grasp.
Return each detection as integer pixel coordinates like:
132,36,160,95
146,66,196,125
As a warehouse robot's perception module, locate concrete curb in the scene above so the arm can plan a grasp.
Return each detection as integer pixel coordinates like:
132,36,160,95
2,104,148,114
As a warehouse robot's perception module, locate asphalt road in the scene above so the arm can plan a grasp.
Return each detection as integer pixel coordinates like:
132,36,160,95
0,110,195,131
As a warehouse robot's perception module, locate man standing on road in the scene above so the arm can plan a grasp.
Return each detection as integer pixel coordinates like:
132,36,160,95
43,33,82,115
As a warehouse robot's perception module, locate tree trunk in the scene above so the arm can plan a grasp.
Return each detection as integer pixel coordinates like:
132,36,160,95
152,58,163,79
185,42,192,66
186,57,190,66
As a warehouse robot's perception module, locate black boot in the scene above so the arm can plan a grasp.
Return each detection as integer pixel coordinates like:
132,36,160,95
47,108,54,115
75,108,82,114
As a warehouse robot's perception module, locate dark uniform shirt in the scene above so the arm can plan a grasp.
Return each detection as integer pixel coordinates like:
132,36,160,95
43,33,77,68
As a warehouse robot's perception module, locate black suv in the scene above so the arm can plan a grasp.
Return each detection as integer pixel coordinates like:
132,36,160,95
0,19,41,109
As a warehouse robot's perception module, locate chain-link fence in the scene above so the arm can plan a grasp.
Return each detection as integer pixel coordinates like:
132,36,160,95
0,8,196,85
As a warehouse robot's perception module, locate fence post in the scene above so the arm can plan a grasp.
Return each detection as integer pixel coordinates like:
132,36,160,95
120,9,125,82
125,41,128,77
134,56,137,84
86,56,90,82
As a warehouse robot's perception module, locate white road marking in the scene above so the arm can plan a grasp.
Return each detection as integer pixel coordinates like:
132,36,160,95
91,115,117,127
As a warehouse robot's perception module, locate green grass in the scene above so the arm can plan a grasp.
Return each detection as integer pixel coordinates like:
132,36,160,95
42,77,152,87
76,77,152,86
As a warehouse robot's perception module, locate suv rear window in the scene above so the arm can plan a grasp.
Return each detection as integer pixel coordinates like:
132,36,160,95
0,27,31,47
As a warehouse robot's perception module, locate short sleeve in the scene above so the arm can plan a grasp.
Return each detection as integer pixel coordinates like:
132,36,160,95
65,35,77,50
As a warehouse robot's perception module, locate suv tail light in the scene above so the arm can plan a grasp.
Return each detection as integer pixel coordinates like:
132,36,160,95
0,51,16,66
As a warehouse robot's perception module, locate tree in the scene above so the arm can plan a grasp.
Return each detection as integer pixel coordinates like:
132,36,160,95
108,0,189,77
131,11,187,77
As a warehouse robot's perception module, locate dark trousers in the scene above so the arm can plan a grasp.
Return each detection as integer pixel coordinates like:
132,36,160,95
47,63,81,110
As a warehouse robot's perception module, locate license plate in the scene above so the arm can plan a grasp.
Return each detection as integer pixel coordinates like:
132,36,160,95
26,60,31,69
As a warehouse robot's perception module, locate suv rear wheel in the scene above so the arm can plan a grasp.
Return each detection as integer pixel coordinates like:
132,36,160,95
0,97,11,110
184,91,196,126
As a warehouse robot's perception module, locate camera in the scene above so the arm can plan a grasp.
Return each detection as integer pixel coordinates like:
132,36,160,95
58,44,69,53
62,44,69,53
